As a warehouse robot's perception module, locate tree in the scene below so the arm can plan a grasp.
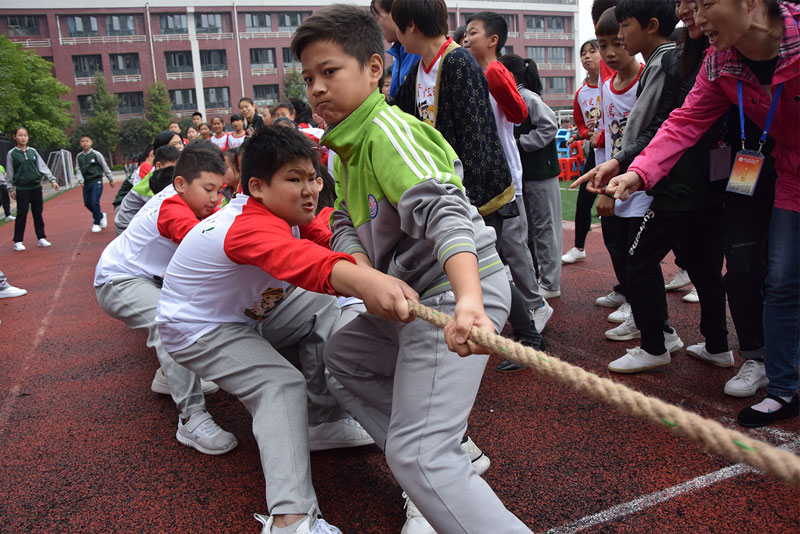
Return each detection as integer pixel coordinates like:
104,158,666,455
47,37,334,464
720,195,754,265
283,68,306,101
118,117,153,160
145,81,173,136
0,35,72,148
85,73,120,164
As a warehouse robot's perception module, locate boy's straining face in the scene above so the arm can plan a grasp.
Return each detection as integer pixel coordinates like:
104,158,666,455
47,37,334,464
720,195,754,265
301,40,382,128
617,17,649,57
596,33,632,72
175,171,225,219
463,20,496,64
80,137,93,151
248,158,322,227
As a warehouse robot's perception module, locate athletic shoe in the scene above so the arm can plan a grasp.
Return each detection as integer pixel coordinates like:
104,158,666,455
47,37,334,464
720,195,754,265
665,269,691,291
686,342,734,368
724,360,769,397
540,288,561,299
255,504,342,534
495,358,527,372
150,367,219,395
5,215,15,221
604,315,640,341
100,212,108,229
13,242,25,251
0,285,27,298
608,346,670,373
595,290,626,308
664,328,684,353
401,492,436,534
561,247,586,264
91,224,101,233
737,394,799,428
308,417,374,451
608,302,631,324
461,435,490,476
682,287,699,303
176,411,238,455
529,301,554,333
37,238,51,247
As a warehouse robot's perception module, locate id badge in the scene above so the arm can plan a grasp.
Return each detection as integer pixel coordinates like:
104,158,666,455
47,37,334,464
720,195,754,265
708,144,732,182
726,150,764,196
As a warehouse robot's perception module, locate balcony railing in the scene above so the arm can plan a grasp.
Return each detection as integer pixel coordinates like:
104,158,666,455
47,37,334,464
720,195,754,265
61,34,146,45
172,109,196,117
239,31,293,39
524,32,575,41
537,63,575,71
112,74,142,83
11,38,51,48
543,93,572,101
251,66,278,76
254,99,278,108
282,64,301,73
154,33,190,42
507,31,519,38
202,69,228,78
166,71,194,80
118,108,145,117
74,76,96,86
195,32,233,41
206,106,231,115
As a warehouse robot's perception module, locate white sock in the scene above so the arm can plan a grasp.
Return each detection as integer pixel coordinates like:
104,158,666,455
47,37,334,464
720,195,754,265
751,396,792,413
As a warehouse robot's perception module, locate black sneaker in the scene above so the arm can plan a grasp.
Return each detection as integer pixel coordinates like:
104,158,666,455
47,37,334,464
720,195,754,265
495,359,527,372
737,393,800,428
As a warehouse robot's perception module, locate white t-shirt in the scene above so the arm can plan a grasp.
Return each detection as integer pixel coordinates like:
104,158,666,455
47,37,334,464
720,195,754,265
416,42,450,126
227,132,246,149
210,133,229,151
489,94,523,198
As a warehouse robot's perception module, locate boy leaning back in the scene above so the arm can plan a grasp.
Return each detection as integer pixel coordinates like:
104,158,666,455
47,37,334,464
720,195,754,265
294,6,531,534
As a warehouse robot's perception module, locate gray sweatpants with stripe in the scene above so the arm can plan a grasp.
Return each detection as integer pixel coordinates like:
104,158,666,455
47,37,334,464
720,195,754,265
96,277,205,419
324,269,532,534
168,289,345,514
499,195,544,310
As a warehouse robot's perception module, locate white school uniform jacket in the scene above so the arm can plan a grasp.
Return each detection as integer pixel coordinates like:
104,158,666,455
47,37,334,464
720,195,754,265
156,196,354,353
94,185,200,286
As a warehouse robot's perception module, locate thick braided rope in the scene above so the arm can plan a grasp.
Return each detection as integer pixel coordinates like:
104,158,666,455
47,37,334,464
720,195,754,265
407,300,800,489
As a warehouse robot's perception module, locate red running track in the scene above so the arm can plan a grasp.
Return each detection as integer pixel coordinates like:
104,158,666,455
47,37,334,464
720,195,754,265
0,188,797,533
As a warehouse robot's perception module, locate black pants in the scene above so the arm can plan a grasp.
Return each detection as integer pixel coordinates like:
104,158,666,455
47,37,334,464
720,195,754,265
13,186,46,243
600,214,643,298
627,205,728,356
0,185,10,217
574,151,597,249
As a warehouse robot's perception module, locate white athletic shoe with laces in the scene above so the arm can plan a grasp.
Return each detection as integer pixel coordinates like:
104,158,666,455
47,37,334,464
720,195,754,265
608,302,631,324
37,238,51,247
596,290,626,308
13,242,25,251
0,285,27,298
682,287,699,303
401,492,437,534
529,301,554,333
176,411,238,455
686,342,734,368
724,360,769,397
604,314,640,340
665,269,691,291
255,504,342,534
308,417,374,451
561,247,586,264
91,224,102,233
608,346,671,373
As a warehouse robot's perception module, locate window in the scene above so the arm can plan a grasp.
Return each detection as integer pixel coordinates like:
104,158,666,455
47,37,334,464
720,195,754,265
164,51,193,73
525,15,544,32
250,48,276,68
169,88,197,110
200,50,226,71
547,16,567,33
547,77,568,94
195,13,222,33
448,13,457,32
277,12,305,31
282,48,300,69
72,54,103,77
105,15,134,36
110,53,140,75
160,14,187,34
526,47,546,63
253,84,279,105
500,46,514,56
245,12,270,31
78,95,94,117
461,12,474,26
204,87,230,108
67,16,99,37
548,47,567,64
117,92,144,114
501,14,517,33
6,15,40,36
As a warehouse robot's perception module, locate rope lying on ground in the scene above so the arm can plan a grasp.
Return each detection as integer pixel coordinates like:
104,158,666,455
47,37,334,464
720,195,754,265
406,300,800,490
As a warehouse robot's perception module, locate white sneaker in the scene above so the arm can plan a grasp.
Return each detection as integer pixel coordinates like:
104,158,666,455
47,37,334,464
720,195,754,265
596,290,626,308
91,224,101,233
150,367,219,395
540,288,561,299
37,238,51,247
0,285,27,298
604,315,640,341
608,302,631,324
665,269,691,291
308,417,374,451
682,287,699,303
401,492,437,534
562,247,586,264
664,328,684,353
461,436,490,476
176,411,238,455
13,242,25,251
724,360,768,397
609,346,670,373
686,342,734,368
255,504,342,534
100,212,108,229
5,215,15,221
529,301,554,333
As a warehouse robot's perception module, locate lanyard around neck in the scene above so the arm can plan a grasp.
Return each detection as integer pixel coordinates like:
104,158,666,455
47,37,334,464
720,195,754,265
737,79,783,153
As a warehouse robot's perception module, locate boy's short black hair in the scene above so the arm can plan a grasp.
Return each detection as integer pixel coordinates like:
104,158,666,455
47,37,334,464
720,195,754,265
466,12,508,55
168,120,179,127
191,111,202,118
274,101,296,115
615,0,678,37
392,0,449,38
149,166,175,195
240,126,318,193
79,133,92,140
173,140,226,184
230,113,244,122
292,4,384,67
592,0,617,24
153,144,181,167
595,7,620,37
369,0,393,15
453,25,467,45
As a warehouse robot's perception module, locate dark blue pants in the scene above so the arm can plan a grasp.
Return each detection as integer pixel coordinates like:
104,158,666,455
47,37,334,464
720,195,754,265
83,181,103,224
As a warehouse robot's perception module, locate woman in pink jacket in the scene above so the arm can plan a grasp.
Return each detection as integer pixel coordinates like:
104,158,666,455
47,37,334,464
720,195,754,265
605,0,799,429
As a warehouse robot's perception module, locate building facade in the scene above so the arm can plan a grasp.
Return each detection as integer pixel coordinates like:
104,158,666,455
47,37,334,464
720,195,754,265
2,1,579,125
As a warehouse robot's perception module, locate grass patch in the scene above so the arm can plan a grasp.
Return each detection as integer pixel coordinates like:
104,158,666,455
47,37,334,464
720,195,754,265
559,178,600,224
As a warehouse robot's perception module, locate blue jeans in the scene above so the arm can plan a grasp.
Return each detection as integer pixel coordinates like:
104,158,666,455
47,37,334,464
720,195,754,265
83,181,103,224
764,208,800,397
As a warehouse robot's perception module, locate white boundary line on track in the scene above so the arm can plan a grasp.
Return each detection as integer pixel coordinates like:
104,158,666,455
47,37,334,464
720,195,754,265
0,234,85,431
543,429,800,533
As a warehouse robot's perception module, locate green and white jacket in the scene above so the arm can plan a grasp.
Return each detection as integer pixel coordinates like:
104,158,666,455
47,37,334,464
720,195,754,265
322,90,503,298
